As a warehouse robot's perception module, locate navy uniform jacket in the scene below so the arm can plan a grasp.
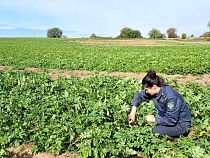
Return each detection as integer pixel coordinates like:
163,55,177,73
132,85,191,127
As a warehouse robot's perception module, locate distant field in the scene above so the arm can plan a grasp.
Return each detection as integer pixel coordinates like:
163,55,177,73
0,37,210,75
71,38,210,46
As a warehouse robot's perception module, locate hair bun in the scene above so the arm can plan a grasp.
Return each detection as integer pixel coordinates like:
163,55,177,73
142,69,164,87
147,69,156,78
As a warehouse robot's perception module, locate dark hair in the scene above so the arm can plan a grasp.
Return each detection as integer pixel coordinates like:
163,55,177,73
142,69,164,87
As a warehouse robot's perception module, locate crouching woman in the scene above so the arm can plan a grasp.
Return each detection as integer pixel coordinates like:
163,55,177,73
129,70,191,137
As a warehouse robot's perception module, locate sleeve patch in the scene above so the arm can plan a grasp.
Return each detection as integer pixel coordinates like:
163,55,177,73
167,102,174,110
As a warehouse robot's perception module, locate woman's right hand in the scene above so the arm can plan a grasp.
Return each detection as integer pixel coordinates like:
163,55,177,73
129,106,137,121
128,106,138,126
129,113,135,121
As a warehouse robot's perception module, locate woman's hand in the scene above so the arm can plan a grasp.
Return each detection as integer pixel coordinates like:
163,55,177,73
129,106,137,121
145,115,155,122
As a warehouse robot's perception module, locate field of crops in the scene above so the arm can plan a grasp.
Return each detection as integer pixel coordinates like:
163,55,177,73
0,38,210,157
0,38,210,75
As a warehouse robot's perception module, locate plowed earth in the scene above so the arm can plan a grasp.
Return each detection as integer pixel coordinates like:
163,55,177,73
1,66,210,85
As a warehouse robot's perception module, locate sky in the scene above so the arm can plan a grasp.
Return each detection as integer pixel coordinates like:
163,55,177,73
0,0,210,38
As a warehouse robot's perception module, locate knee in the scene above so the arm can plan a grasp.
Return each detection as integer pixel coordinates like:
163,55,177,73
152,125,166,136
152,126,160,134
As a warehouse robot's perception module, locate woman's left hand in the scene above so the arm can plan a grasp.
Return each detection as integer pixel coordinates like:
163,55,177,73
145,115,155,122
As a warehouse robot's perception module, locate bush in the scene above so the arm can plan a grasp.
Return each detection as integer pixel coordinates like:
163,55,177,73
148,28,163,39
200,31,210,37
206,37,210,41
118,27,142,38
166,28,177,38
47,27,62,38
90,33,97,38
182,33,187,39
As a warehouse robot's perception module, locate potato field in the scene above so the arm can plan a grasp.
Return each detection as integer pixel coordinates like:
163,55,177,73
0,38,210,158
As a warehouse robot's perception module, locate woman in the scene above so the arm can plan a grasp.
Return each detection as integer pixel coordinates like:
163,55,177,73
129,70,191,137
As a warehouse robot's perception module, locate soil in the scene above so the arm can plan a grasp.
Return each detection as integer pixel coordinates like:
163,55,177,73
71,39,166,46
1,66,209,85
1,66,209,158
70,38,210,46
7,143,79,158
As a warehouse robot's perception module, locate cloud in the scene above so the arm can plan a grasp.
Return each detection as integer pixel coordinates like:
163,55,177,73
0,0,210,38
0,23,82,37
0,24,15,29
0,27,46,37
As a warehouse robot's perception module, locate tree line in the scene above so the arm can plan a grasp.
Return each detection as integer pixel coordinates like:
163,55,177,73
47,20,210,39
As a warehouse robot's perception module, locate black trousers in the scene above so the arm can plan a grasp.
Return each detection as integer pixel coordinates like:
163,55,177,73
152,124,188,137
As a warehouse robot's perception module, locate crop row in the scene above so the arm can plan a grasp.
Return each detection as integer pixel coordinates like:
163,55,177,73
0,38,210,75
0,71,209,157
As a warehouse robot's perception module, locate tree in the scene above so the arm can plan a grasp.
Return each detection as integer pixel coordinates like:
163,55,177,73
166,28,177,38
47,27,62,38
181,33,186,39
118,27,142,38
90,33,97,38
133,30,142,38
207,20,210,31
200,32,210,37
148,28,162,39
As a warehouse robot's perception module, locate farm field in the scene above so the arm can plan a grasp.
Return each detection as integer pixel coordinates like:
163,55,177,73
1,38,210,75
0,38,210,158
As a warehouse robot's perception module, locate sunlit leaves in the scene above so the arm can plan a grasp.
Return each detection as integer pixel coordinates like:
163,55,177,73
0,38,210,75
0,71,210,157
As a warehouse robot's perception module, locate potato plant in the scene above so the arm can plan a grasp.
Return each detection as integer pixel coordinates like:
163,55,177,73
0,71,209,157
0,38,210,75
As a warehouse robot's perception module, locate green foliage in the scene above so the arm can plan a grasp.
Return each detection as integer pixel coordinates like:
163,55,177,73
47,27,62,38
207,20,210,30
0,38,210,75
118,27,142,38
166,28,177,38
182,33,187,39
0,71,210,157
90,33,97,38
201,31,210,37
148,28,162,39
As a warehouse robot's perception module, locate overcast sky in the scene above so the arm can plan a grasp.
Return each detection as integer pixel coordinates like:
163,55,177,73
0,0,210,38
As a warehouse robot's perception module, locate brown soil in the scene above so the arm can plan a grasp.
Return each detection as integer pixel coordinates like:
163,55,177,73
71,39,166,46
0,66,207,85
7,143,79,158
1,66,209,158
70,38,210,46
